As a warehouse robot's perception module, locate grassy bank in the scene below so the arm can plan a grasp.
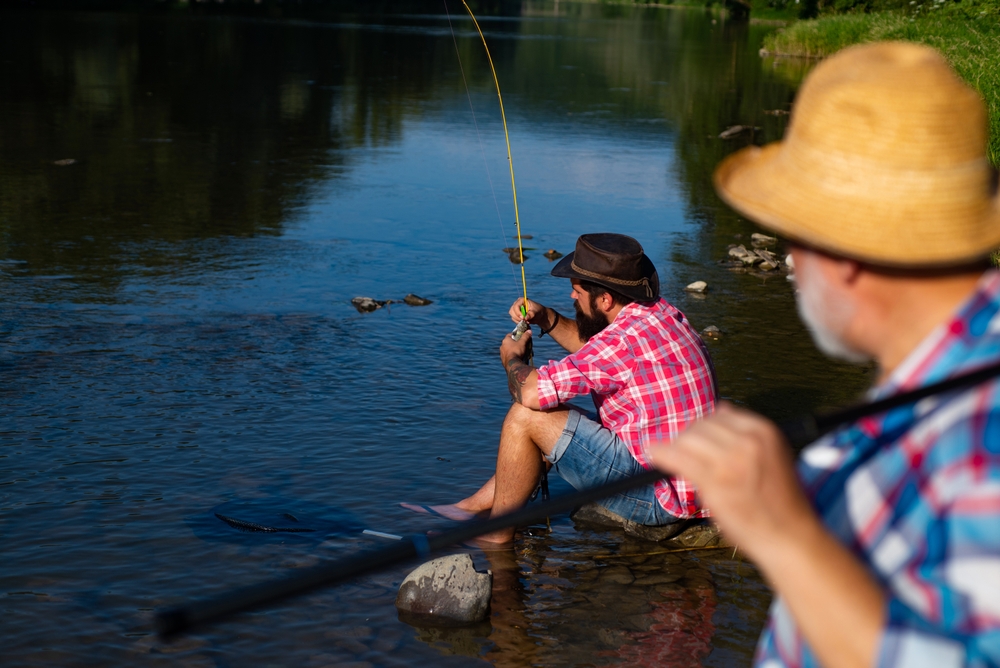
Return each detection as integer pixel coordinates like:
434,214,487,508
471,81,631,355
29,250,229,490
762,4,1000,165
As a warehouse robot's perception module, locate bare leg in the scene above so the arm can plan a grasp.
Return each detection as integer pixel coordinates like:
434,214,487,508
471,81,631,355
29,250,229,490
476,404,570,544
403,405,568,526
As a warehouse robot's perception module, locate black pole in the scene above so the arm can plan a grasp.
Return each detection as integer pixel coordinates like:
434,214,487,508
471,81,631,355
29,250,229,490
156,359,1000,639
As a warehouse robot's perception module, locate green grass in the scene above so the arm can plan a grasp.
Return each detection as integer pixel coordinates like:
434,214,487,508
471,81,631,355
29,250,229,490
762,7,1000,165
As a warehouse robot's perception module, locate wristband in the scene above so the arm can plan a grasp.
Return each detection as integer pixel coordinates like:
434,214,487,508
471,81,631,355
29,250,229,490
539,309,560,338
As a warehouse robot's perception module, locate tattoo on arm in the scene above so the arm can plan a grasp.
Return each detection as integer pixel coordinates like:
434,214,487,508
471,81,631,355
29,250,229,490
505,357,534,404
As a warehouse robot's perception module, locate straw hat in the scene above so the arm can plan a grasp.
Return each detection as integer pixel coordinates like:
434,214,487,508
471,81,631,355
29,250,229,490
714,42,1000,267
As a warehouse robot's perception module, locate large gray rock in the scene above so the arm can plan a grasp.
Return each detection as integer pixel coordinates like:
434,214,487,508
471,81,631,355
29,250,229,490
395,554,492,625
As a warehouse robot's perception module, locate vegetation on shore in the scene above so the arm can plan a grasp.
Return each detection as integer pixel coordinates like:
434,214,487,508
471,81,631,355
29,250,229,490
761,1,1000,165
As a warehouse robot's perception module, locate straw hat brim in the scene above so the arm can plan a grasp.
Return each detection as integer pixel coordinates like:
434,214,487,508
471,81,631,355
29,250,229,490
715,141,1000,269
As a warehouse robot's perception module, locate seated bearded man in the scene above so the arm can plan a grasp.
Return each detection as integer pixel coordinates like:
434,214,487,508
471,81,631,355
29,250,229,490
405,233,717,544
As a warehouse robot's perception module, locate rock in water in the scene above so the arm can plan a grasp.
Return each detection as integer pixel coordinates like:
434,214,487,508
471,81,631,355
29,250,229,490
395,554,492,625
571,503,690,542
702,325,722,340
543,249,563,261
351,297,385,313
728,245,749,260
719,125,757,139
751,233,777,247
685,281,708,293
403,294,432,306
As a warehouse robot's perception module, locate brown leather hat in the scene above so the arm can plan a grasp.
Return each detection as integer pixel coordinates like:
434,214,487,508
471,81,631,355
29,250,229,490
551,233,660,302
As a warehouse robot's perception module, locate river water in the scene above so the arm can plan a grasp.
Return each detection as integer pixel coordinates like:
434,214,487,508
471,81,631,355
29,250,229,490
0,3,873,666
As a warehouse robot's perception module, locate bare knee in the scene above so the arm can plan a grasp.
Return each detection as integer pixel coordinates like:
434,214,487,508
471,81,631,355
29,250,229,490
503,402,535,432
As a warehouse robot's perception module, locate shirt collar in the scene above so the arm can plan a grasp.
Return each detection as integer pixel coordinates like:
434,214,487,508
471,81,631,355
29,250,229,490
873,269,1000,399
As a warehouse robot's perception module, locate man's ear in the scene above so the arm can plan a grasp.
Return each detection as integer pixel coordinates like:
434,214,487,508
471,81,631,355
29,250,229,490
836,257,863,286
599,292,615,313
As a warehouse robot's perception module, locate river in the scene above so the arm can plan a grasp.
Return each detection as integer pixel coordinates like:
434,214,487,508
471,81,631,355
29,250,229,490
0,3,872,665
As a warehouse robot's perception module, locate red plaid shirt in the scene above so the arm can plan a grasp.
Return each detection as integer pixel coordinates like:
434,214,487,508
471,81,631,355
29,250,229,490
535,298,717,518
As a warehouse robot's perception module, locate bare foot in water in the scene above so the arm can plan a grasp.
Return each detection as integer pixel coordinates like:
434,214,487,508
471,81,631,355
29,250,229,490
400,503,485,522
463,532,516,549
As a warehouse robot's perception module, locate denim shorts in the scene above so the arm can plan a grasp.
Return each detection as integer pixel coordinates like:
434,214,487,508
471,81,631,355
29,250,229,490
546,408,677,527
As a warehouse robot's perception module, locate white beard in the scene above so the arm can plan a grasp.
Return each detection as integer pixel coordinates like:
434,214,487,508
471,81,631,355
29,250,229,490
794,259,871,364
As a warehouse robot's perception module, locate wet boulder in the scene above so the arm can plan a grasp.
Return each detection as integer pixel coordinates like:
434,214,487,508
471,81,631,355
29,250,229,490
351,297,386,313
728,245,757,265
751,233,777,247
571,503,690,542
403,294,433,306
395,554,492,625
571,502,731,547
685,281,708,293
543,249,563,261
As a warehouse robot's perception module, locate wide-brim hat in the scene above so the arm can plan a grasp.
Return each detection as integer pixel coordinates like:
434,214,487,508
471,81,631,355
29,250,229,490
714,42,1000,268
551,233,660,301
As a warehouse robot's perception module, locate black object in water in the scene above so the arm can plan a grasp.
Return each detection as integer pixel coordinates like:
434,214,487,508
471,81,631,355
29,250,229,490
186,497,364,544
215,513,317,534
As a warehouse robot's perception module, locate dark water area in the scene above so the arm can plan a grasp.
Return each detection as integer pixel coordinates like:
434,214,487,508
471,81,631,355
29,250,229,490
0,4,872,665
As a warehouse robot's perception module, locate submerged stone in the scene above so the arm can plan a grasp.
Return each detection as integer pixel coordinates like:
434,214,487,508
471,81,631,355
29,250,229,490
543,249,563,260
702,325,722,340
395,554,492,625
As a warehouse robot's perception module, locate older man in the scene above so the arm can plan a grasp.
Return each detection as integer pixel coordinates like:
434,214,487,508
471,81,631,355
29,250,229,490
406,233,716,543
651,43,1000,667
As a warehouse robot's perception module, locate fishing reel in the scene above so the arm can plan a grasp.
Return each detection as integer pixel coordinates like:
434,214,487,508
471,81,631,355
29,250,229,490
510,319,530,341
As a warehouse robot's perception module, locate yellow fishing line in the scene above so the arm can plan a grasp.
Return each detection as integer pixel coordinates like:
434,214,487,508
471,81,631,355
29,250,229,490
460,0,529,317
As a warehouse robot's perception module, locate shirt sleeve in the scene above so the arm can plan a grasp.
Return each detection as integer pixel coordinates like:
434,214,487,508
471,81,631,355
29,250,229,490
535,335,630,411
873,413,1000,667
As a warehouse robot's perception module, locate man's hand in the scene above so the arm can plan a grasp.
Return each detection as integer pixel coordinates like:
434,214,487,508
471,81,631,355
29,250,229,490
509,298,547,325
500,330,539,409
500,328,532,366
648,402,814,557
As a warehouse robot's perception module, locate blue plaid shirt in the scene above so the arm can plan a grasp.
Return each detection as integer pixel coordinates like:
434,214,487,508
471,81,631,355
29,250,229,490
756,271,1000,668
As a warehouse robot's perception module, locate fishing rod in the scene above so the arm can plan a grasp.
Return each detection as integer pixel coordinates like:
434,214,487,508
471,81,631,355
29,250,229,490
449,0,531,341
156,357,1000,639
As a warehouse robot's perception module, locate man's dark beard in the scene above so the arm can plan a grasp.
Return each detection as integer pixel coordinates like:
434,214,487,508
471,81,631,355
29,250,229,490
575,297,611,342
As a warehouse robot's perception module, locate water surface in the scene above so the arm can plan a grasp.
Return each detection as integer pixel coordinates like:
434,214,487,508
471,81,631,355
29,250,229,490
0,4,871,665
